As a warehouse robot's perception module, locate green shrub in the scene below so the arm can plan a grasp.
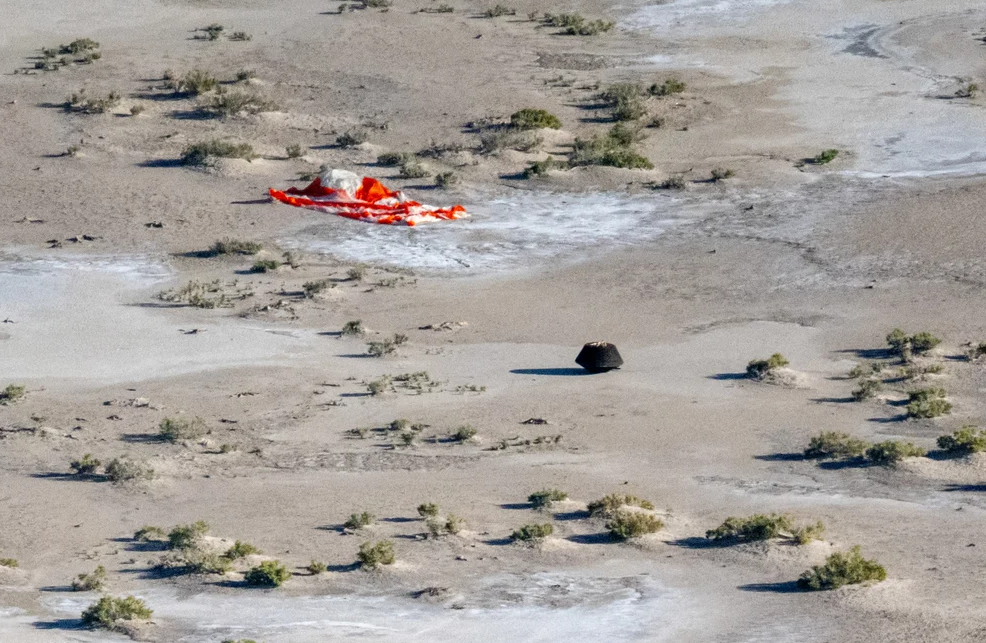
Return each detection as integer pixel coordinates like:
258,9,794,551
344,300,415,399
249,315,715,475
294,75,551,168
81,596,152,629
244,560,290,587
510,109,562,130
510,523,554,542
483,4,515,17
73,566,107,591
608,122,644,147
133,526,167,542
569,135,653,169
307,560,326,574
937,426,986,454
745,353,789,379
204,90,278,117
426,514,464,537
303,279,331,298
417,502,439,518
797,546,886,590
587,494,655,517
851,379,883,401
377,151,414,166
104,459,155,484
906,387,951,418
64,89,121,114
451,425,477,442
159,417,206,443
523,157,564,178
61,38,100,55
357,541,395,568
803,432,869,459
478,128,543,154
347,266,367,281
367,334,408,357
342,320,365,336
792,521,826,545
605,509,663,540
848,362,882,379
178,548,232,575
443,514,464,535
706,514,792,542
168,521,209,550
653,175,686,189
435,172,459,189
865,440,926,464
528,488,568,510
70,454,101,475
598,83,647,122
910,332,942,353
566,19,614,35
887,329,941,359
207,238,263,256
174,69,219,95
250,259,281,273
223,541,260,560
710,167,735,182
398,158,429,179
0,558,17,568
199,24,224,40
367,376,392,396
810,149,839,165
344,511,376,530
336,129,368,147
181,140,257,165
648,78,686,96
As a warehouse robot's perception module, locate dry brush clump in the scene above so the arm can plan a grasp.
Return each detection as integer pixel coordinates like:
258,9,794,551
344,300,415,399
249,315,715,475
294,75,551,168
203,89,278,117
706,514,824,545
509,108,562,130
605,509,663,540
0,384,26,405
906,387,951,419
366,334,408,357
357,541,395,569
886,328,941,361
65,89,121,114
510,523,554,543
81,595,152,631
528,488,568,510
937,426,986,455
745,353,789,380
343,511,376,531
244,560,290,587
72,565,107,591
159,417,207,443
804,432,868,460
798,546,886,590
181,140,257,166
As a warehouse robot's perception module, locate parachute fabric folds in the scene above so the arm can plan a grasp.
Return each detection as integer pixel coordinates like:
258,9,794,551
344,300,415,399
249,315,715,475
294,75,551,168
269,169,467,226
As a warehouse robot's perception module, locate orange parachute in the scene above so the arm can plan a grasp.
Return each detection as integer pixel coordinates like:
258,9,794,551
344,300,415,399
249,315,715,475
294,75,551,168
269,169,467,226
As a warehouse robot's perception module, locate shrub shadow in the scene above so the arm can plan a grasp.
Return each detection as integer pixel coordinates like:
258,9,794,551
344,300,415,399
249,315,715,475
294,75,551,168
120,433,163,443
942,484,986,492
482,537,514,546
566,533,613,545
738,580,802,593
499,502,532,510
834,348,895,360
817,458,872,470
553,510,590,521
754,453,805,462
327,562,361,573
138,158,184,168
510,368,587,376
811,397,856,404
33,619,86,630
708,372,748,380
867,414,908,423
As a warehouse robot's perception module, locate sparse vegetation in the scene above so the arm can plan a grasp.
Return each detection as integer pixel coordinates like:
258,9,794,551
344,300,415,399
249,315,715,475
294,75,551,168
65,89,121,114
710,167,735,182
478,128,543,154
851,379,883,401
159,417,207,443
357,540,395,569
377,151,414,166
104,458,155,484
208,239,263,256
569,132,653,170
134,526,167,542
303,279,332,298
172,69,219,95
706,514,791,542
336,129,368,148
70,454,102,475
204,89,278,117
746,353,789,379
510,523,554,542
398,158,430,179
307,560,327,574
906,387,951,418
81,595,152,630
523,157,564,178
450,425,477,442
158,280,233,308
510,108,562,130
648,78,686,96
540,13,614,35
286,144,304,158
598,83,647,122
347,265,367,281
72,565,107,591
865,440,927,465
435,172,459,189
937,426,986,455
367,334,408,357
417,502,439,518
653,175,686,190
792,521,826,545
250,259,281,273
244,560,290,587
528,488,568,510
367,376,392,396
181,140,257,166
229,31,252,41
887,328,941,360
798,546,886,590
587,494,655,518
236,69,256,82
342,320,365,336
803,432,869,460
168,521,209,550
483,4,515,17
0,558,18,568
344,512,376,530
605,509,663,540
129,104,145,116
223,541,260,560
426,514,464,538
955,82,979,99
810,149,839,165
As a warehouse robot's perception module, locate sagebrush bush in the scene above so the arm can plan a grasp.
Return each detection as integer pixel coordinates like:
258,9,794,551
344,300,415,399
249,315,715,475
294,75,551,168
479,128,543,154
105,458,155,484
208,240,263,257
0,558,17,568
168,521,209,550
523,157,564,178
342,320,365,336
569,134,653,169
792,521,826,545
937,426,986,454
357,541,395,568
528,488,568,510
648,78,686,96
344,511,376,530
181,140,257,165
510,108,562,130
706,514,791,542
811,149,839,165
223,541,260,560
159,417,206,443
484,4,515,17
417,502,439,518
435,172,459,189
851,379,883,401
337,129,368,147
367,333,408,357
745,353,789,379
605,509,663,540
887,328,941,359
81,596,152,629
204,89,278,117
72,566,107,591
65,89,121,114
598,83,647,121
377,151,414,166
308,560,327,574
865,440,926,464
367,376,392,396
399,158,430,179
70,454,101,475
250,259,281,273
798,546,886,590
906,387,951,418
587,494,655,517
451,425,477,442
174,69,219,95
803,432,869,459
511,523,554,542
710,167,735,182
244,560,290,587
134,526,167,542
303,279,331,298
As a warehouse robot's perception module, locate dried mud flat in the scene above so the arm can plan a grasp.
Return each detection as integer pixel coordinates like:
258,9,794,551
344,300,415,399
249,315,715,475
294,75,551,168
2,0,986,641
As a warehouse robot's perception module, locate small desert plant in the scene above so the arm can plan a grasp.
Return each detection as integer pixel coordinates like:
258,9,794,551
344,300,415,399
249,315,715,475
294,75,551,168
367,376,392,396
598,83,647,122
342,320,365,336
347,265,367,281
648,78,686,96
906,387,951,418
377,151,414,166
229,31,252,41
450,425,477,442
180,549,232,575
509,108,562,130
792,521,826,545
72,565,108,591
204,89,278,117
865,440,926,465
706,514,792,542
344,512,376,530
223,541,260,560
569,134,653,169
302,279,331,298
605,509,663,540
587,494,655,518
250,259,281,273
244,560,290,587
336,129,368,147
443,514,464,535
417,502,440,518
484,4,515,17
955,82,979,99
848,362,883,379
104,459,155,484
434,172,459,189
803,432,869,460
168,521,209,550
181,140,257,166
478,128,543,154
0,559,17,568
129,104,145,116
797,546,886,590
357,540,395,568
523,157,564,178
426,515,464,537
236,69,256,82
887,329,941,359
810,149,839,165
745,353,789,379
937,426,986,454
851,379,883,401
134,526,167,542
307,560,327,574
199,24,225,40
710,167,735,182
60,38,100,55
159,417,206,443
174,69,219,95
70,454,102,475
511,523,554,542
65,90,121,114
398,158,429,179
367,334,408,357
286,144,304,158
654,175,686,189
528,488,568,510
81,595,152,629
208,238,263,256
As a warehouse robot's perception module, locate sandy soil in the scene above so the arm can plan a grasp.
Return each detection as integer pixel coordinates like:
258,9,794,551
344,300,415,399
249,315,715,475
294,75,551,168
2,0,986,641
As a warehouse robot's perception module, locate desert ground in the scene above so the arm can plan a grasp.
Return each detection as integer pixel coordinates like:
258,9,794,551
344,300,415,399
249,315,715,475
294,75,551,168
2,0,986,641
